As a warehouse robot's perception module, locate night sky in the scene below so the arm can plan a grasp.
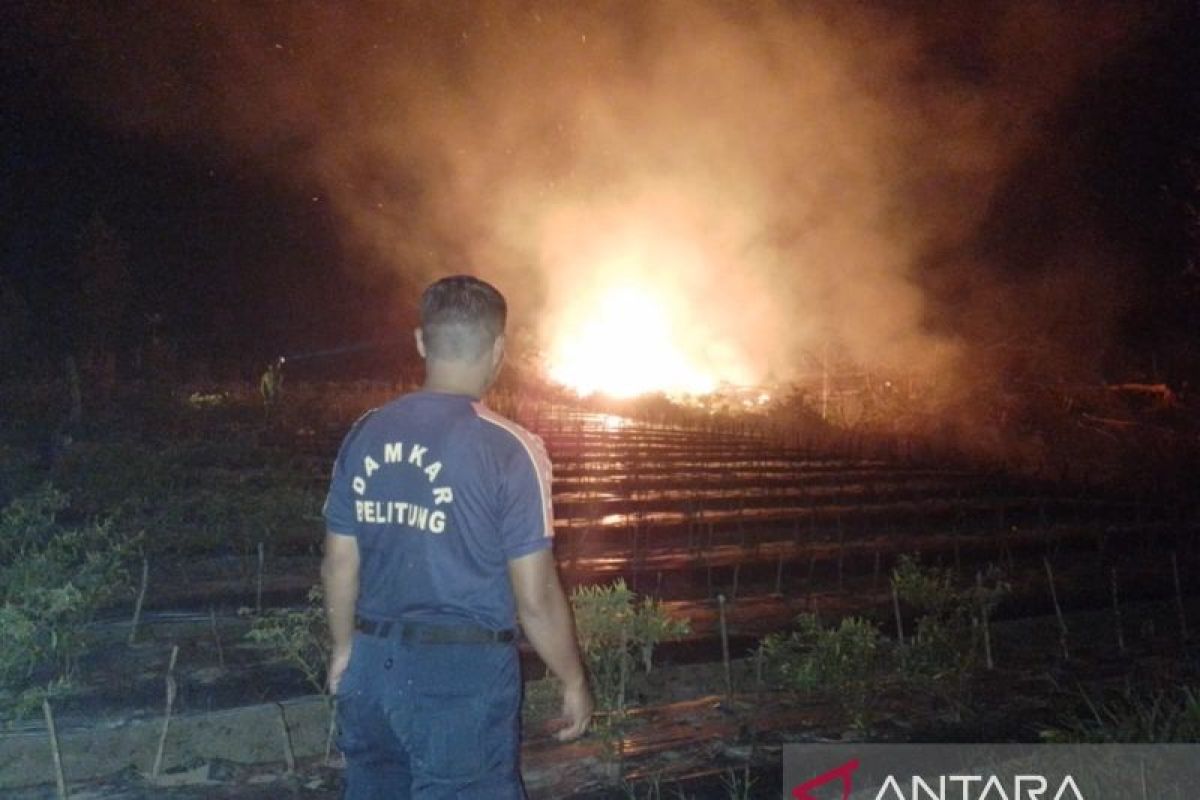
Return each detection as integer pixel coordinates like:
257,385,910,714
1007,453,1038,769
1,1,1197,385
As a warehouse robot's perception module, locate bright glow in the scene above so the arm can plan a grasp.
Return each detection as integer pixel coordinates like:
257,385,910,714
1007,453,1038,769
600,414,626,431
547,283,722,398
538,206,761,398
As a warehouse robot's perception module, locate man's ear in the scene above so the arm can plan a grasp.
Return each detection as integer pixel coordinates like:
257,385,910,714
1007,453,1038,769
414,328,426,359
491,333,506,369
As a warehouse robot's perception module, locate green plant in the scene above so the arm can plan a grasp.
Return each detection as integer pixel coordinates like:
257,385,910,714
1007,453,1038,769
1042,685,1200,743
720,765,755,800
0,485,138,721
245,585,330,694
892,555,1008,717
759,613,884,730
570,579,690,711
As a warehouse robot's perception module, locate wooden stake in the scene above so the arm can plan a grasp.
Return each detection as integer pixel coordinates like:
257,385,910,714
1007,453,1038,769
1111,568,1126,654
718,594,733,707
151,645,180,780
325,697,338,765
128,557,149,645
255,541,265,614
617,623,628,714
209,607,224,669
631,526,640,594
1172,551,1189,640
836,519,845,591
1043,557,1070,660
754,645,765,696
731,562,741,600
773,553,784,596
892,581,905,646
43,698,68,800
872,550,881,591
277,703,296,774
976,571,993,670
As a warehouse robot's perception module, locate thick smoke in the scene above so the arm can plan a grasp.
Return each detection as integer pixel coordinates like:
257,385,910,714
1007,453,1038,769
19,0,1152,396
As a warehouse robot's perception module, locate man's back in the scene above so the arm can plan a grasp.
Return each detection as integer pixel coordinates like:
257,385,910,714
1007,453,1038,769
324,391,554,630
321,275,590,799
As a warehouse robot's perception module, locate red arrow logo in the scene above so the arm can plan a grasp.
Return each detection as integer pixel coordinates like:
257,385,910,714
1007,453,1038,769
792,758,861,800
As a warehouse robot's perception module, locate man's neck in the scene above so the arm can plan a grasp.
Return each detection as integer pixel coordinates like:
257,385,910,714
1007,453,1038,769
420,381,480,399
421,369,487,399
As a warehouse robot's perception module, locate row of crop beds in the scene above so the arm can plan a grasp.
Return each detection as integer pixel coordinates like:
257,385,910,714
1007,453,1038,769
257,408,1194,660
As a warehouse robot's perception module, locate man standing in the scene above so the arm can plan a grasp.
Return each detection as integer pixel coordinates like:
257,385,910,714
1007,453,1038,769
259,357,285,422
322,275,592,799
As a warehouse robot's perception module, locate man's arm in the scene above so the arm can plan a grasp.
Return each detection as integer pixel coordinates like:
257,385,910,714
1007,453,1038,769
321,531,360,693
508,549,593,741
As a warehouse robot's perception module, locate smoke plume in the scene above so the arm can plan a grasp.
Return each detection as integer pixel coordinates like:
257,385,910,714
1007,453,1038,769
16,0,1154,398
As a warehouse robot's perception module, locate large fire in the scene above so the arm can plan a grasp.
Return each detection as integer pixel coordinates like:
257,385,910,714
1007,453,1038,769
537,202,762,399
546,282,730,398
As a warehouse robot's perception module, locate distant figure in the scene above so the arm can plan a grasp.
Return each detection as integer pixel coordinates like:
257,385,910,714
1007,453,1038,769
259,357,285,421
322,275,592,798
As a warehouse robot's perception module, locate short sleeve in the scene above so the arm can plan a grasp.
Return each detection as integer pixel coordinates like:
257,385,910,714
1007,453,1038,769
323,445,357,536
499,434,554,559
324,413,374,537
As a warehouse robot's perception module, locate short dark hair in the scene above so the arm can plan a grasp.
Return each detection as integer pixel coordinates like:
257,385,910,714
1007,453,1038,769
419,275,507,360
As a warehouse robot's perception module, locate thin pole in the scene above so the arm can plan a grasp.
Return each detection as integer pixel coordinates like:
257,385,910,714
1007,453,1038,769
151,645,180,780
325,697,338,765
1111,568,1125,654
128,557,149,645
1044,558,1069,660
255,542,265,614
1171,552,1189,640
209,607,225,669
976,571,993,670
718,594,733,707
617,623,628,714
277,703,296,774
43,699,68,800
836,519,845,592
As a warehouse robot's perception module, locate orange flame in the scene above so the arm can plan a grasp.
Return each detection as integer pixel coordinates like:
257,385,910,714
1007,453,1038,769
546,282,734,398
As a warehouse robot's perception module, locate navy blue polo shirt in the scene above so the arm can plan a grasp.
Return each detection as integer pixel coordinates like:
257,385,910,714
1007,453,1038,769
323,391,554,631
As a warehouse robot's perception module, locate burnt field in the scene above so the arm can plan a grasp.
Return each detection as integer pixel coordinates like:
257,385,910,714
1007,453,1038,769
2,381,1198,798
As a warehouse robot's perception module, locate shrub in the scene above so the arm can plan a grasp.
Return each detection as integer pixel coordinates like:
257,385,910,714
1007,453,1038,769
1042,685,1200,743
891,555,1009,718
0,485,138,721
759,613,885,730
570,579,690,711
245,584,330,694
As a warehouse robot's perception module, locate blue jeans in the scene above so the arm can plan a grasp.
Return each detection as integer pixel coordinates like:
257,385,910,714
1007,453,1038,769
336,632,525,799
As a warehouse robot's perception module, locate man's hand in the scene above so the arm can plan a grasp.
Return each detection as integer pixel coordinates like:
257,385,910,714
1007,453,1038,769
509,549,593,743
554,679,594,741
327,644,352,694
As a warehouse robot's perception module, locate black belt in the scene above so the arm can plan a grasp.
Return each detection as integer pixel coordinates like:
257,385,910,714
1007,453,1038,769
355,616,516,644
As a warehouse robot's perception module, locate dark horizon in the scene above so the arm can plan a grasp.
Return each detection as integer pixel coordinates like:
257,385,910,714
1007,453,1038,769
1,1,1197,387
